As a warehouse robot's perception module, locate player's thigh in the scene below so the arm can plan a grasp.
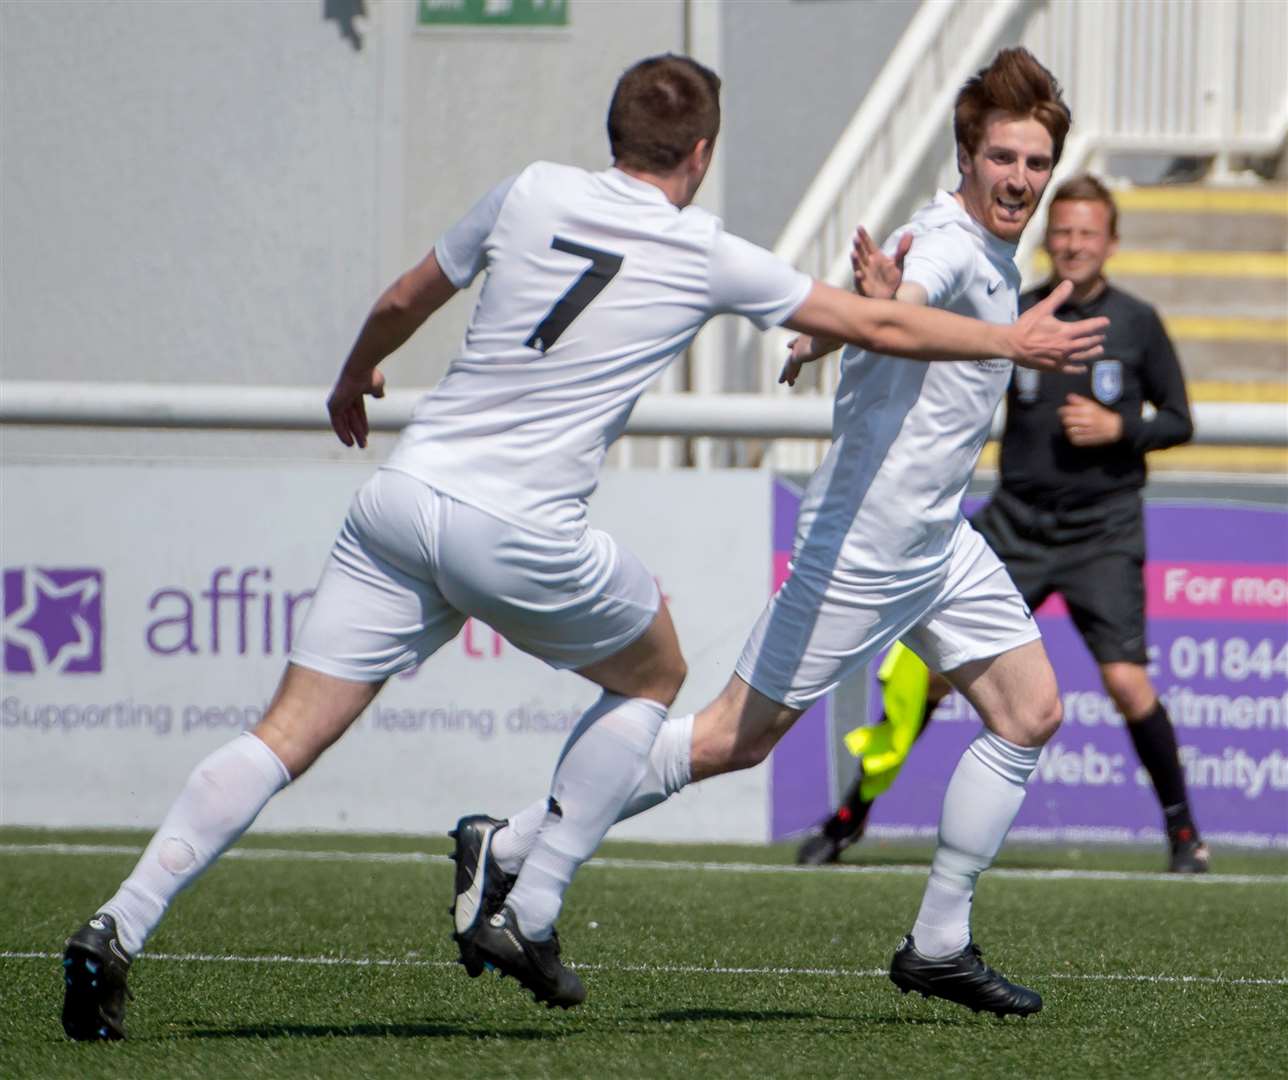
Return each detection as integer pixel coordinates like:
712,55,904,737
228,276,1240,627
434,510,663,679
735,563,932,712
290,470,467,682
970,497,1056,611
1055,522,1148,665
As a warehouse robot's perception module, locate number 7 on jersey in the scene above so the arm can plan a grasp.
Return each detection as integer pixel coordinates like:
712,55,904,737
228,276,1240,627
525,236,624,352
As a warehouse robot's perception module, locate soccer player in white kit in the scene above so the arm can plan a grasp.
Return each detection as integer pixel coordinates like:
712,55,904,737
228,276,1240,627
60,54,1105,1037
470,48,1080,1017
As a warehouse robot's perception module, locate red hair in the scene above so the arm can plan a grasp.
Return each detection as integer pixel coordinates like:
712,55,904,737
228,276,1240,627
954,48,1071,166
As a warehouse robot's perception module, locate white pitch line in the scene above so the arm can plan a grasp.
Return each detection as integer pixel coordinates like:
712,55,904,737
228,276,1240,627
2,841,1286,886
5,950,1286,987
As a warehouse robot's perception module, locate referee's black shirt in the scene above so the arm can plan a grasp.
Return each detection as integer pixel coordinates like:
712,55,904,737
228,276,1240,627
1001,280,1194,512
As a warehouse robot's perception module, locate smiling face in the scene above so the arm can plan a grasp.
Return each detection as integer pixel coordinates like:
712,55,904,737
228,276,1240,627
956,110,1055,243
1044,197,1117,291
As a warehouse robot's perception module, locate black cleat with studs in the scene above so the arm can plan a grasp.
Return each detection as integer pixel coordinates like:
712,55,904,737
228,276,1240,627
448,814,517,977
61,913,134,1041
889,935,1041,1019
470,905,586,1009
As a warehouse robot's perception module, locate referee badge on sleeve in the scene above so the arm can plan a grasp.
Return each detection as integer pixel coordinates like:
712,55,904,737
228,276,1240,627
1015,366,1040,403
1092,359,1123,404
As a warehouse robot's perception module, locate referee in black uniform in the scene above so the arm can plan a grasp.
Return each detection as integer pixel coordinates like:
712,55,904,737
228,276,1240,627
799,174,1208,872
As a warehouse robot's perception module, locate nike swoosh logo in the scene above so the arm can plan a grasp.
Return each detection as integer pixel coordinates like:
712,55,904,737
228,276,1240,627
987,280,1002,295
454,826,495,935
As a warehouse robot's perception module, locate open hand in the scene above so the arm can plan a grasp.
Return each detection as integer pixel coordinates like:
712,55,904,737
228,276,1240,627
1008,280,1107,372
851,227,911,300
327,368,386,448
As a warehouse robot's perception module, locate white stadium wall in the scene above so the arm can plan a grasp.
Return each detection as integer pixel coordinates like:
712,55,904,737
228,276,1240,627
0,0,687,461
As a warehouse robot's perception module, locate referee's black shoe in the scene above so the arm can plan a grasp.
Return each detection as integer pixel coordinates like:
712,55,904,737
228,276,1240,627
1168,826,1210,874
61,913,134,1041
448,814,517,977
471,905,586,1009
795,801,871,865
889,935,1041,1018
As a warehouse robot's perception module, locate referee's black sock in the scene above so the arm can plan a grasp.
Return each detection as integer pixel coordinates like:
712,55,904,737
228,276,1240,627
1125,700,1197,837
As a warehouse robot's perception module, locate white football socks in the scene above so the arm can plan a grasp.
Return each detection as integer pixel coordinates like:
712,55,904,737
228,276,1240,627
99,732,290,956
505,694,666,941
491,797,562,876
911,730,1040,958
493,710,693,878
615,712,693,822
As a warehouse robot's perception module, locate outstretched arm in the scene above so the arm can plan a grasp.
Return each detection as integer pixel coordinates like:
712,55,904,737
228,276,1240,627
782,278,1105,379
328,249,459,448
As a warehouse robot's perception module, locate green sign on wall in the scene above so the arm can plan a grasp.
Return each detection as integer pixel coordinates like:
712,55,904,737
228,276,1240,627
417,0,568,27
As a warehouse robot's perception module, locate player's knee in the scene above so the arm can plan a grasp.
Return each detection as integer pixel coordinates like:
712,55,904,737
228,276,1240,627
660,653,687,703
1024,690,1062,745
1101,664,1155,721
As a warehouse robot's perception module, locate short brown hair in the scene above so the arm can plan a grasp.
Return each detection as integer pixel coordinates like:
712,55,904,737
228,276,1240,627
1049,173,1119,237
608,54,721,172
954,47,1071,167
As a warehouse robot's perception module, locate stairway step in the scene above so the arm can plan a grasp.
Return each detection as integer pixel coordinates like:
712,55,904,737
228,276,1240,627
1034,250,1287,278
1164,316,1287,343
1118,211,1287,252
1069,274,1285,312
1174,339,1286,383
1188,380,1288,402
1114,186,1288,215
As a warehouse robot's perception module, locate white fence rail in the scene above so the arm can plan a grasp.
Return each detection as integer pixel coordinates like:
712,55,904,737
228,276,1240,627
2,381,1284,447
748,0,1288,470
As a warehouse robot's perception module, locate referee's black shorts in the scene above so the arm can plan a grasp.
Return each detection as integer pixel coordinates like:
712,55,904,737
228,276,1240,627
970,488,1148,666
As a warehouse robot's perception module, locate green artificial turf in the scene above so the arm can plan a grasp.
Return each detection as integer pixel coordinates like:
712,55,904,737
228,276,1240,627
2,828,1285,1079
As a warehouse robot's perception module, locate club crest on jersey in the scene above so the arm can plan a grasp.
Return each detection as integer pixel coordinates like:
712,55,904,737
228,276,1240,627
1092,359,1123,404
1014,366,1040,403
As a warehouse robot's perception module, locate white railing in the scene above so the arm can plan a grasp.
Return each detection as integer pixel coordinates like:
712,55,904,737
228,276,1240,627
750,0,1288,471
2,381,1284,447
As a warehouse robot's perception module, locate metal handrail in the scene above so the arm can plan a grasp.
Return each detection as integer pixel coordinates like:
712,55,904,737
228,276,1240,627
2,381,1283,447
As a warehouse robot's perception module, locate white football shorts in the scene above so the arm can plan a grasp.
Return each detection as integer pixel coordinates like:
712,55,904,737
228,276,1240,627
290,468,661,681
736,520,1040,709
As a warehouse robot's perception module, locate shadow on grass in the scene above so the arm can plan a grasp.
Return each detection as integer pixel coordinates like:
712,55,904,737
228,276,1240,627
652,1007,966,1027
181,1021,561,1041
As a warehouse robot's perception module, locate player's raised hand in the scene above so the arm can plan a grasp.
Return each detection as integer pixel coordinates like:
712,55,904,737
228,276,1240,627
1008,279,1107,371
327,367,386,448
851,227,911,300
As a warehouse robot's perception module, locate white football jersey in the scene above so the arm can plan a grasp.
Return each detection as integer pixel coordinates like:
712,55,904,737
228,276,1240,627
793,191,1020,582
385,162,811,535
